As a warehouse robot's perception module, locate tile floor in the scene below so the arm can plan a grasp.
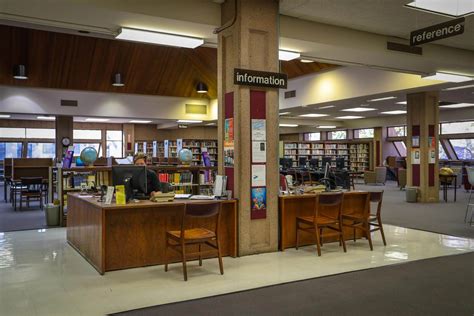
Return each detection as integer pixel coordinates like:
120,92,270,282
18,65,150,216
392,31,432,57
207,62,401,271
0,225,473,316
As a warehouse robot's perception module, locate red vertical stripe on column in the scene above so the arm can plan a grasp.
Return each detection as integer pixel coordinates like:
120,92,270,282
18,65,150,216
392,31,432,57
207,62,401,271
224,92,234,193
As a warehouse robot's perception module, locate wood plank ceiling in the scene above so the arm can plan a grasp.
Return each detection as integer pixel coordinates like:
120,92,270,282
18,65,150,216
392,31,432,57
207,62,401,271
0,25,337,99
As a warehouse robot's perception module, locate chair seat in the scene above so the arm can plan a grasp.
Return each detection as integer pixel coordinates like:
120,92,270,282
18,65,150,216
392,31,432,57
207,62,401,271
297,215,338,225
167,228,216,241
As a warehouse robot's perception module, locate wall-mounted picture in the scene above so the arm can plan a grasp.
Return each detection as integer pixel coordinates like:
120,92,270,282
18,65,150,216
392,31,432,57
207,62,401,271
251,187,266,211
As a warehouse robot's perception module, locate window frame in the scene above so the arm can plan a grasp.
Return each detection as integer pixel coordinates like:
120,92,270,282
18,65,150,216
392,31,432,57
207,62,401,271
354,128,374,139
303,132,321,141
327,130,348,140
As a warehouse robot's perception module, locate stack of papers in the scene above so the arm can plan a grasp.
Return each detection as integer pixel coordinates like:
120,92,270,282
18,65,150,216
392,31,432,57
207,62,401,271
189,195,215,200
150,192,176,203
175,194,192,199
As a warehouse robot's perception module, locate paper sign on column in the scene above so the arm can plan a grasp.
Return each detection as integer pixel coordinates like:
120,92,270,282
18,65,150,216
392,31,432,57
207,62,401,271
429,149,436,164
251,119,266,140
411,148,421,164
252,141,266,163
251,164,266,187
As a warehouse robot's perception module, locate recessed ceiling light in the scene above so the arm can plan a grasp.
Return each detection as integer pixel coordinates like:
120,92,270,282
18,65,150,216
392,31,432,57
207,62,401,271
206,123,216,126
177,119,202,123
0,114,11,118
115,27,204,49
396,101,407,105
335,116,364,119
422,72,472,82
300,59,315,63
299,113,329,117
405,1,473,17
279,124,298,127
279,112,291,115
318,105,335,109
279,50,300,61
380,110,407,115
130,120,152,123
367,96,397,102
317,125,337,129
341,107,377,112
37,116,56,120
443,84,474,91
85,118,110,122
439,103,474,109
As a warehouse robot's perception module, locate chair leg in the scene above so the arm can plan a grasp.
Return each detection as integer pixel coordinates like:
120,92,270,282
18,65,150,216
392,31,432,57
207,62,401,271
198,243,202,266
366,222,373,251
353,225,356,242
164,238,169,272
378,216,387,246
314,225,322,256
295,223,299,250
215,237,224,275
181,242,188,281
320,228,323,246
340,222,347,253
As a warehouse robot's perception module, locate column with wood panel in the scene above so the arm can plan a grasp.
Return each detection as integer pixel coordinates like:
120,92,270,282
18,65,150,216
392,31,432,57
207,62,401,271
55,116,73,161
217,0,279,255
406,91,440,202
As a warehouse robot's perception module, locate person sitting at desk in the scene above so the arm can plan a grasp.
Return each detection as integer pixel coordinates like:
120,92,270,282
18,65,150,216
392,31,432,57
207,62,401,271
133,153,166,197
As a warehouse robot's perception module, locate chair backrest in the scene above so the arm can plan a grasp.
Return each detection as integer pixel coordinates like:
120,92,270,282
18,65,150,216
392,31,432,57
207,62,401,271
316,192,343,219
369,191,384,216
342,192,370,218
280,174,288,191
467,167,474,186
180,202,221,236
285,175,294,186
375,167,387,183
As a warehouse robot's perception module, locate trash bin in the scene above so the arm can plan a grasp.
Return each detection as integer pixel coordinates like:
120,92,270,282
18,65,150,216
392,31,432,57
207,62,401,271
44,204,60,226
406,186,418,203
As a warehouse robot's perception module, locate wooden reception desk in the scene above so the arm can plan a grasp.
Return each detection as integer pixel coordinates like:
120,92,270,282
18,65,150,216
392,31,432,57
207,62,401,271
279,192,367,251
67,193,238,274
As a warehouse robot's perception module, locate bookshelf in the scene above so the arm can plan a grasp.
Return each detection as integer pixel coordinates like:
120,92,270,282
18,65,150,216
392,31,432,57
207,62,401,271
282,141,372,171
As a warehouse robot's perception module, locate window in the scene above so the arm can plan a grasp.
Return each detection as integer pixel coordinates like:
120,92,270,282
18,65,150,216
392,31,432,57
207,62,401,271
0,128,26,138
449,139,474,160
73,129,102,140
0,142,23,160
73,143,102,157
328,130,347,140
387,126,406,137
440,121,474,135
439,142,448,160
393,141,407,157
303,132,321,141
106,130,123,157
354,128,374,139
27,143,55,158
26,128,55,139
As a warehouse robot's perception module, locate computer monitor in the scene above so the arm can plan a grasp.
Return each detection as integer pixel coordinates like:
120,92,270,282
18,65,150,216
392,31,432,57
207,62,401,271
112,166,147,201
280,158,293,170
298,156,307,168
322,157,332,168
309,158,319,170
336,157,345,170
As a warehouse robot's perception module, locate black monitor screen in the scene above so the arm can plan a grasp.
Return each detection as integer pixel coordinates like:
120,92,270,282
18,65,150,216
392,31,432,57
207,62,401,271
322,157,332,167
298,156,307,168
112,166,147,200
309,158,319,169
336,158,345,170
280,158,293,170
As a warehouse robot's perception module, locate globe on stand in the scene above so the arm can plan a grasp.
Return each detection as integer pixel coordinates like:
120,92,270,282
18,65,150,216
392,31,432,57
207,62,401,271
80,147,98,166
178,148,193,166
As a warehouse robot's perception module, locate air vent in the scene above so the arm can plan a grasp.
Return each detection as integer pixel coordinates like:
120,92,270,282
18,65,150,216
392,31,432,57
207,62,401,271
60,99,78,107
284,90,296,99
185,104,207,115
387,42,422,55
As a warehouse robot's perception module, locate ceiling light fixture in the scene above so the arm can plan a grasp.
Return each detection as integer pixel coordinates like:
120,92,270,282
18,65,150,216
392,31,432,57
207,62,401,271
335,116,364,119
405,1,473,17
439,103,474,109
341,107,377,112
279,124,298,127
115,27,204,49
37,116,56,120
443,84,474,91
279,50,300,61
0,114,11,118
196,82,208,93
318,105,335,109
300,59,315,63
422,72,473,82
13,64,28,80
367,96,397,102
85,118,110,122
279,112,291,115
380,110,407,115
317,125,337,129
112,73,125,87
206,123,216,126
177,119,202,123
396,101,407,105
130,120,152,123
299,113,329,117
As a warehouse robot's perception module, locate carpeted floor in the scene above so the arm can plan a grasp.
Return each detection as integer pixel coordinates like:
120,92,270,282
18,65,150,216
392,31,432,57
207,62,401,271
111,252,474,316
356,181,474,239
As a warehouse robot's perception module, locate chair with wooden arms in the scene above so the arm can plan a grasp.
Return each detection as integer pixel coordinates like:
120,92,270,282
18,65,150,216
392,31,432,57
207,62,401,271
19,177,44,211
295,192,346,256
341,192,373,250
368,191,387,246
164,202,223,281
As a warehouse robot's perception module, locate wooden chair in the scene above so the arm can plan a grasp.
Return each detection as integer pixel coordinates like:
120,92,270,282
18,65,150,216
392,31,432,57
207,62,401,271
296,192,346,256
341,192,373,250
368,191,387,246
19,177,44,211
164,202,223,281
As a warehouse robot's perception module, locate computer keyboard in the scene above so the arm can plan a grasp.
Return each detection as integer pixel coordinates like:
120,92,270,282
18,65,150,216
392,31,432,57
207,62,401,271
189,195,215,200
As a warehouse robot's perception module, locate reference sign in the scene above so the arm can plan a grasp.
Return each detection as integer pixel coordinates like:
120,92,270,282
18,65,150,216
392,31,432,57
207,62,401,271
234,68,287,89
410,17,465,46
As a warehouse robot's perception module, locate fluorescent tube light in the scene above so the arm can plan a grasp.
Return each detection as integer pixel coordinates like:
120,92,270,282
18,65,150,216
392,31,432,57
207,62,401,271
443,84,474,91
279,50,300,61
85,118,110,122
299,113,329,117
341,107,377,112
130,120,152,123
335,116,364,119
279,124,298,127
300,59,315,63
318,105,335,109
37,116,56,120
439,103,474,109
206,123,216,126
177,120,202,123
422,72,472,82
396,101,407,105
317,125,337,129
380,110,407,115
279,112,291,115
116,27,204,49
367,96,397,102
0,114,11,118
406,1,473,17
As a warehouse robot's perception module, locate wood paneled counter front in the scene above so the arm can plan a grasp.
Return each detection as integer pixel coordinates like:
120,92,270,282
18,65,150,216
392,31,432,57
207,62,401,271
279,192,367,251
66,193,238,274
